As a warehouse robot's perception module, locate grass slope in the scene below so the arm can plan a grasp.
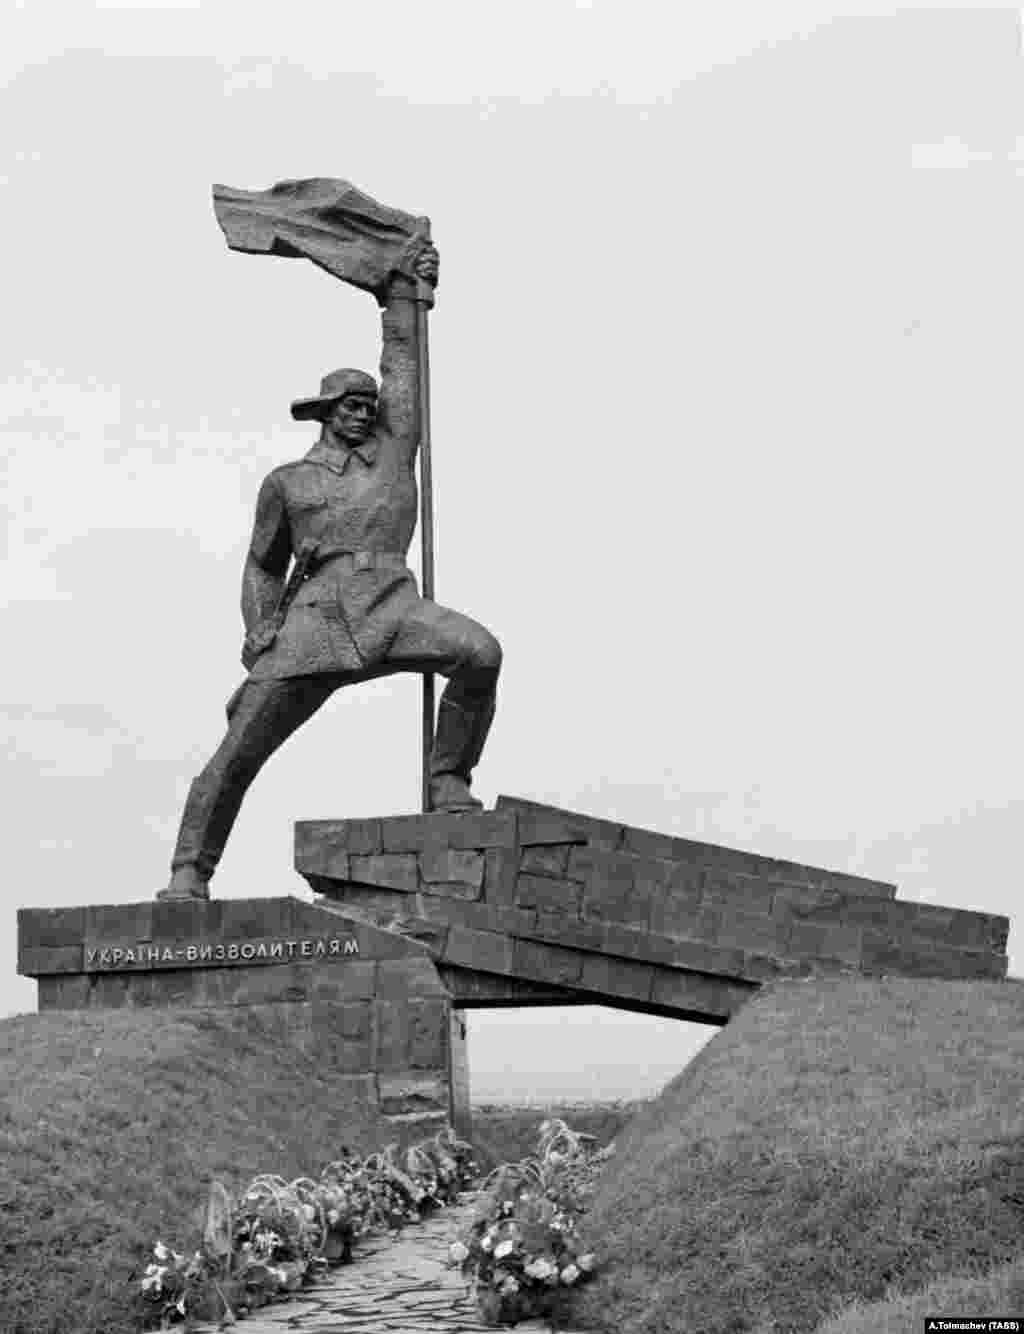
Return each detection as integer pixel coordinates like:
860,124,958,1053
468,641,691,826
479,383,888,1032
575,976,1024,1334
0,1006,383,1334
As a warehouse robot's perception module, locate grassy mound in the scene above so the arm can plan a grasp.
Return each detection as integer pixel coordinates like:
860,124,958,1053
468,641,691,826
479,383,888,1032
574,976,1024,1334
0,1006,384,1334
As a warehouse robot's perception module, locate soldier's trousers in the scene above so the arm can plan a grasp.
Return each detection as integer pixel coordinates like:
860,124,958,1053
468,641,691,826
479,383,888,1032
170,599,501,880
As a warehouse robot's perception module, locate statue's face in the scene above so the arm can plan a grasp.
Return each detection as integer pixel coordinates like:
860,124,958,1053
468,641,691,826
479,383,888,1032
327,393,376,444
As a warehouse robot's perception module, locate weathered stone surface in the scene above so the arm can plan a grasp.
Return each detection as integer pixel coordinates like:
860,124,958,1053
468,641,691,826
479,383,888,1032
408,1000,448,1068
715,907,794,956
513,938,583,988
483,847,520,907
298,818,383,859
579,954,655,1003
443,925,514,977
380,811,516,853
17,906,87,952
515,873,580,919
860,934,1007,980
438,965,580,1006
18,944,83,977
702,870,775,914
788,920,864,966
37,975,92,1010
373,1000,410,1071
420,847,485,897
375,957,448,1000
649,967,755,1020
519,845,570,877
349,853,419,893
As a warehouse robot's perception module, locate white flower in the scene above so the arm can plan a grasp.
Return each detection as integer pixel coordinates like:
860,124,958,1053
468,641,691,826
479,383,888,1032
524,1257,556,1280
480,1232,495,1252
500,1276,520,1296
577,1252,596,1272
449,1241,469,1263
153,1242,169,1262
560,1263,580,1285
494,1239,515,1259
327,1208,340,1225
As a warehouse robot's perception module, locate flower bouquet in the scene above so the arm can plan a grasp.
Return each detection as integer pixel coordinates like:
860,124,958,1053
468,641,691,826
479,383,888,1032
318,1151,376,1265
450,1120,603,1328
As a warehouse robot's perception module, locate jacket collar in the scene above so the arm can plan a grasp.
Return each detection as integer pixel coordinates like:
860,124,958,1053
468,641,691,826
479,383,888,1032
305,436,379,475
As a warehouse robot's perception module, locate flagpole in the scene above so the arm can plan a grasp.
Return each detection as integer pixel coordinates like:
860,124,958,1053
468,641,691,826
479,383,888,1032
415,277,435,813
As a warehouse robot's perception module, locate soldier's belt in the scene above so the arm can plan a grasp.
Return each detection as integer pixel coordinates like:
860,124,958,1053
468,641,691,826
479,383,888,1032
308,549,408,576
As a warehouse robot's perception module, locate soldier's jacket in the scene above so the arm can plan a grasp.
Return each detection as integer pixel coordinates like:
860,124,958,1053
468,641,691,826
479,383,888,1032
244,296,423,681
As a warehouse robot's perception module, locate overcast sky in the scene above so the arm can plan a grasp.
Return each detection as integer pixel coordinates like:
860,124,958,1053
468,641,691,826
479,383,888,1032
3,5,1022,1101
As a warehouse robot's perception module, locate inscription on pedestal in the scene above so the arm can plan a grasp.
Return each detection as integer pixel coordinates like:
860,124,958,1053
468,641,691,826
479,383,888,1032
85,935,360,971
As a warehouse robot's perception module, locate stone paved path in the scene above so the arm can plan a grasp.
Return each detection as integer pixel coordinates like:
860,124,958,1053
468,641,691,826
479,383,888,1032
194,1193,588,1333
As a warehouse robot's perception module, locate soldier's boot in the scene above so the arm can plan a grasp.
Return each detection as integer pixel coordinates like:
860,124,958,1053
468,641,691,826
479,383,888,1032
429,684,496,813
157,864,211,902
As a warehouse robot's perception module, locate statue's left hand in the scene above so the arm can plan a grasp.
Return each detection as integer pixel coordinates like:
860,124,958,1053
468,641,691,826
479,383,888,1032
414,243,439,287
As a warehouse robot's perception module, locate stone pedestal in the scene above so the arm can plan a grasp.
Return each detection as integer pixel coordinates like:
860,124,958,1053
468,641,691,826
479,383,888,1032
294,795,1010,1025
16,895,470,1140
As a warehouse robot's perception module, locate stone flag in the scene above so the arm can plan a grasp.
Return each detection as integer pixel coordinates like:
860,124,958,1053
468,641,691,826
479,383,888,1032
212,178,431,303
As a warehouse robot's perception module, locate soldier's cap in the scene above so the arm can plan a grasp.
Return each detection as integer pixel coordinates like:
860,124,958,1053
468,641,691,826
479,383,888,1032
291,368,378,422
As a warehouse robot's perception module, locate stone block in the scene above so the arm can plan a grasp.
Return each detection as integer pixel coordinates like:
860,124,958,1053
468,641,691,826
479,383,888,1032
380,811,517,852
408,999,449,1069
520,845,571,877
372,1000,410,1071
443,926,514,976
439,965,577,1005
37,975,92,1010
619,826,686,862
496,795,623,849
310,960,377,1001
860,934,1006,981
701,871,775,915
375,957,446,1001
566,847,598,883
216,899,290,941
579,955,654,1003
148,898,211,944
87,902,156,942
582,877,652,931
649,967,754,1020
787,920,864,966
18,906,86,951
414,895,536,939
420,847,485,898
211,963,310,1006
516,812,589,846
296,818,382,860
483,847,519,907
18,944,83,977
293,820,357,876
771,883,849,917
648,899,718,943
715,907,793,955
512,938,583,988
655,934,747,979
331,1000,371,1041
515,873,581,919
348,854,419,893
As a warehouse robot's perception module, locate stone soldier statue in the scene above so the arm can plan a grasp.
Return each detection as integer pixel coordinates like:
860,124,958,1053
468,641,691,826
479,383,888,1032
160,237,501,901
